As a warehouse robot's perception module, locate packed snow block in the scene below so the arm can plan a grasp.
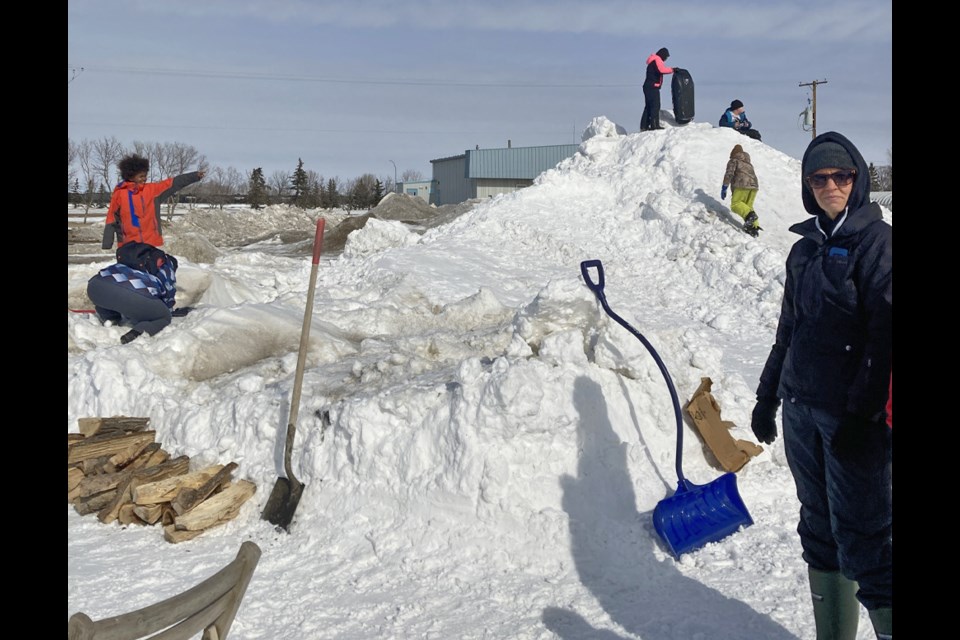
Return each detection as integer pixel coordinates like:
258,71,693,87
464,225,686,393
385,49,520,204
684,377,762,472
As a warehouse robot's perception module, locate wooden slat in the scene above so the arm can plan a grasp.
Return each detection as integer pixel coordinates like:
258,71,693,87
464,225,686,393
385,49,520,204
172,463,238,515
174,480,256,532
68,431,156,464
77,416,150,437
132,465,226,506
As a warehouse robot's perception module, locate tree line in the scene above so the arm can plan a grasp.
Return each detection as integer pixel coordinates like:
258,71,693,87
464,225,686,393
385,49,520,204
68,137,425,218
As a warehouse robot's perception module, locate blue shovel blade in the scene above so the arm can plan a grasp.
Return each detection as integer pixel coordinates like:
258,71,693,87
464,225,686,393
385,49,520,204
652,472,753,558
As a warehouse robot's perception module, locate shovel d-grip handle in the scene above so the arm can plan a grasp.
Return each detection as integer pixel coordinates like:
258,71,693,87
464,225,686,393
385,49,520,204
579,259,688,486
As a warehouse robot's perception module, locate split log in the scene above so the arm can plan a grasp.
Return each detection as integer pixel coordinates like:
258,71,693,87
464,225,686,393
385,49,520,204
97,477,134,524
104,442,164,474
96,455,192,524
140,447,170,469
174,480,256,532
163,524,204,544
171,463,238,515
74,490,117,516
161,505,178,527
132,465,226,506
68,433,85,445
77,416,150,438
81,456,113,476
75,467,135,500
127,455,191,487
67,467,84,493
132,503,164,525
106,440,156,472
117,503,147,526
67,431,156,464
75,455,189,512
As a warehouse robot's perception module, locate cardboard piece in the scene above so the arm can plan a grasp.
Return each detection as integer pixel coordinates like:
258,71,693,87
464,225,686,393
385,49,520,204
684,377,763,472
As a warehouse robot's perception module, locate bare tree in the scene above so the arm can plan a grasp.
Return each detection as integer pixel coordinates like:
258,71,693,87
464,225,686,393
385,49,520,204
159,142,205,219
130,141,159,180
401,169,424,181
151,142,171,182
68,138,78,193
75,139,98,221
269,170,290,204
92,136,126,200
304,169,324,208
200,166,238,209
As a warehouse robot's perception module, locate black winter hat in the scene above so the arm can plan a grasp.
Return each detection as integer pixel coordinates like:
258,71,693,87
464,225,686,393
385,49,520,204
730,99,744,110
657,47,670,60
803,141,856,177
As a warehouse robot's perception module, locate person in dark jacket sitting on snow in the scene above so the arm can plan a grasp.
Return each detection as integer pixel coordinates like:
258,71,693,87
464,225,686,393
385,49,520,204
750,131,892,640
86,243,182,344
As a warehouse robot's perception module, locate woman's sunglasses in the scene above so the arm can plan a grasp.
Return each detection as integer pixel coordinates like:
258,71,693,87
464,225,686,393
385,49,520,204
806,171,857,189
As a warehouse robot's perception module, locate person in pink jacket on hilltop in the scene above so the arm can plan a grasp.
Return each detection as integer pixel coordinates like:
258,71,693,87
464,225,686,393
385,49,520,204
641,47,674,131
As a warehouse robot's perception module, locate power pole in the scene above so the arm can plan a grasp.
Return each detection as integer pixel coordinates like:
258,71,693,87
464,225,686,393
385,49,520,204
798,79,827,139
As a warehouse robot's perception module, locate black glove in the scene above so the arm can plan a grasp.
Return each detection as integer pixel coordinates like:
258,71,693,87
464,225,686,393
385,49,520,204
751,397,781,444
831,411,880,456
172,306,194,317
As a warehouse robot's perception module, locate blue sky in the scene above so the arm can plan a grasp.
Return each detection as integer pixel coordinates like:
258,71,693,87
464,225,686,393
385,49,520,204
67,0,892,184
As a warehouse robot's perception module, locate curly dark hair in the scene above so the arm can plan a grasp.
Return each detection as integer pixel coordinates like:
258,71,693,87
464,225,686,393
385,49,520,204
118,154,150,181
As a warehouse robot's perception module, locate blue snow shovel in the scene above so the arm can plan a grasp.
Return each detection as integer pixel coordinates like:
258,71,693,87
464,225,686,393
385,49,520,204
580,259,753,558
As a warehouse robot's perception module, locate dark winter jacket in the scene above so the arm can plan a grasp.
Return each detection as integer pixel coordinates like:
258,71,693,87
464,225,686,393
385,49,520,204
102,171,203,250
756,132,892,420
88,260,178,309
722,148,759,190
644,51,673,89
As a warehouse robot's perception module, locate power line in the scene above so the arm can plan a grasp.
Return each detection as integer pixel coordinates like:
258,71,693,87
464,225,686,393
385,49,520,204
67,120,573,136
67,64,637,88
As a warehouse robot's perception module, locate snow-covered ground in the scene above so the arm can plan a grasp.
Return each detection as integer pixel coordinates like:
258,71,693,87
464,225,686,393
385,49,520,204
68,117,891,639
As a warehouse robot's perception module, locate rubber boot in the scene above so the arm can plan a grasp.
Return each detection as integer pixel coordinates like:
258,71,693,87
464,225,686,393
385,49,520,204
868,607,892,640
808,567,859,640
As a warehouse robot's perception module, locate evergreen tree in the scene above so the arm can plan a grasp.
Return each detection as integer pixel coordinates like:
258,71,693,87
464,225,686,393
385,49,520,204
868,163,881,191
373,179,385,204
324,177,339,209
291,158,309,207
248,168,268,210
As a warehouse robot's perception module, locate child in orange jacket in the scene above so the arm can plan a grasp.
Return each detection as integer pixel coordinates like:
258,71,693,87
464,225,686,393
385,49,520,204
101,154,205,251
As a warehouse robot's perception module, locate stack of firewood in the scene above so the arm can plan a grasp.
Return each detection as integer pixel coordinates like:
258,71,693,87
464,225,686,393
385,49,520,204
67,416,256,543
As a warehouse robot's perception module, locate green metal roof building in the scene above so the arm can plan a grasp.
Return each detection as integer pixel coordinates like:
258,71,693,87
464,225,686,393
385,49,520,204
429,143,579,205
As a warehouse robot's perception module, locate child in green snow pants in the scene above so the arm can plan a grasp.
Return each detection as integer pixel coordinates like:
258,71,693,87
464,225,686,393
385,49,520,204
730,188,758,221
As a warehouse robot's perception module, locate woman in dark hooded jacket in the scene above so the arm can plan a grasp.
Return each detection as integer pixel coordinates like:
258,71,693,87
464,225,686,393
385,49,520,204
640,47,674,131
750,132,892,640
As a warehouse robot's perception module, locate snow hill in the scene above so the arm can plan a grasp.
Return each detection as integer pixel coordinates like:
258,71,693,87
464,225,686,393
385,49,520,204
67,117,892,639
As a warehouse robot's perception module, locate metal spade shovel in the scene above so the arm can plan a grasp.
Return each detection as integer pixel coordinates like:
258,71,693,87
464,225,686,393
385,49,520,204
580,259,753,558
262,218,326,531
